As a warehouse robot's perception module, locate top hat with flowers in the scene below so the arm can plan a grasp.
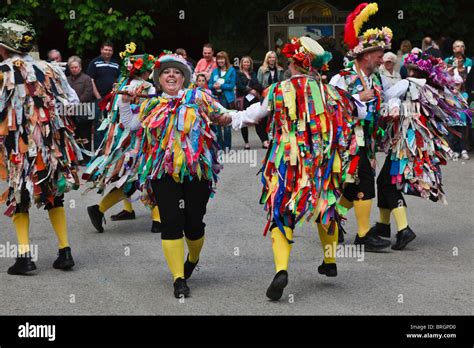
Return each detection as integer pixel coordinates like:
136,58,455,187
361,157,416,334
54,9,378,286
404,51,455,88
0,18,36,54
281,36,333,74
343,3,392,58
119,42,156,78
152,51,192,88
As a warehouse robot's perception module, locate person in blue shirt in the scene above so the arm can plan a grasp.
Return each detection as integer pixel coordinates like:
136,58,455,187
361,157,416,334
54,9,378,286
210,51,236,151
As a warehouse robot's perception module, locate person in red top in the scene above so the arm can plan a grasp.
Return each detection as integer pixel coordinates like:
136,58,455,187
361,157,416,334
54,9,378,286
194,43,217,85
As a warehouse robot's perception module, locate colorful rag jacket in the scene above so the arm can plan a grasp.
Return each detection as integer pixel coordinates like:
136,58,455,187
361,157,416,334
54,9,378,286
337,68,383,185
82,77,155,194
0,55,81,216
380,79,472,203
260,76,354,237
136,88,226,207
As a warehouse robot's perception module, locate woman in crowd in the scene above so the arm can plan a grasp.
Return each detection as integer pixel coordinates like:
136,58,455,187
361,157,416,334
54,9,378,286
235,56,263,149
256,51,284,148
209,51,236,151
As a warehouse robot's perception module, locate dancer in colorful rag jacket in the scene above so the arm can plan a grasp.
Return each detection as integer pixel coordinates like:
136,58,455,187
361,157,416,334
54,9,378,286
0,19,81,274
217,36,354,301
83,43,161,233
370,51,472,249
329,2,393,251
118,53,230,298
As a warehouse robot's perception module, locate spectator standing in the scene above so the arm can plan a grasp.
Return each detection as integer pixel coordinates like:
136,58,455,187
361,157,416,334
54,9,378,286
67,56,94,164
86,42,120,150
257,51,284,148
379,52,401,87
210,51,236,151
47,49,69,75
396,40,412,77
194,43,217,85
445,40,473,70
422,37,442,58
447,75,470,160
236,56,263,149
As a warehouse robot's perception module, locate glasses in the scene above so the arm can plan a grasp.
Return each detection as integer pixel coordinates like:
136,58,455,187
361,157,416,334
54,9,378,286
454,45,465,48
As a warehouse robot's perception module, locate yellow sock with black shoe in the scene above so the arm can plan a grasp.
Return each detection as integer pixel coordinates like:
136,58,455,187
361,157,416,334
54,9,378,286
392,206,408,231
123,199,134,213
48,207,69,249
98,189,127,214
162,238,185,280
271,227,293,273
12,213,30,255
185,236,204,263
353,199,372,237
151,206,161,222
378,208,391,225
317,223,339,264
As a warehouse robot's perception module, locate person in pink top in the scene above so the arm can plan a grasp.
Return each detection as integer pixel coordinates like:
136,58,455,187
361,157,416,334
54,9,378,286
194,43,217,84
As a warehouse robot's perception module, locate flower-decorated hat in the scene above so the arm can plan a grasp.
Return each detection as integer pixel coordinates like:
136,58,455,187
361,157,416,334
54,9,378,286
119,42,156,77
0,18,36,54
404,51,454,88
344,3,392,57
153,51,192,88
281,36,332,74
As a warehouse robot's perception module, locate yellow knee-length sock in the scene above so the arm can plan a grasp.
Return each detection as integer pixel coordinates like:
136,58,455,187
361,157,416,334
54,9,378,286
98,189,127,213
12,213,30,255
317,223,339,264
48,207,69,249
123,199,134,213
353,199,372,237
271,227,293,273
391,206,408,231
162,238,185,281
151,206,161,222
378,208,391,225
185,236,205,264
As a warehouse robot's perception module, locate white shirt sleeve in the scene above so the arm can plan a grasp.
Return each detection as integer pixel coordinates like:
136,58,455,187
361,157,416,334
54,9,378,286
230,97,270,130
118,96,141,131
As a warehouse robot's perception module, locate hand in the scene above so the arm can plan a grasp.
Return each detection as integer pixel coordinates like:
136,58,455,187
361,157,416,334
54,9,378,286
121,90,136,103
211,113,232,126
358,90,375,102
389,106,400,118
250,89,259,97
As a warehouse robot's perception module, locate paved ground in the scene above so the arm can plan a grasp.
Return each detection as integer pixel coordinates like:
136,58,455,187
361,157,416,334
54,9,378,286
0,131,472,315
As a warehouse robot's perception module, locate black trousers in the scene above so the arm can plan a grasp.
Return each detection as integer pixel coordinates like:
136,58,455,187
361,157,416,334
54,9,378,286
151,175,211,240
75,120,93,161
343,147,376,202
377,155,407,210
15,188,64,214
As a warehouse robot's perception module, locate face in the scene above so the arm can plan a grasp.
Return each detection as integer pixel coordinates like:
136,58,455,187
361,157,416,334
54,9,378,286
159,67,184,95
242,58,251,71
196,76,207,88
69,62,81,76
383,60,394,71
203,47,213,61
364,50,384,72
101,45,113,60
217,57,226,68
453,42,465,54
267,54,276,66
50,52,62,62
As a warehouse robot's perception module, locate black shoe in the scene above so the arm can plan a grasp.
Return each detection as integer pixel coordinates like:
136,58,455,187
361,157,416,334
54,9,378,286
392,226,416,250
318,261,337,277
151,221,161,233
7,253,37,275
87,205,104,233
173,278,190,298
53,247,75,270
111,210,136,221
266,270,288,301
370,222,391,238
354,229,391,252
184,254,198,280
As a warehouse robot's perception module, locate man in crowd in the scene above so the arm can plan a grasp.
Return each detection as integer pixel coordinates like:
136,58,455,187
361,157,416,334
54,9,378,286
194,43,217,85
47,48,69,75
86,41,120,150
67,55,94,164
422,37,442,58
445,40,473,69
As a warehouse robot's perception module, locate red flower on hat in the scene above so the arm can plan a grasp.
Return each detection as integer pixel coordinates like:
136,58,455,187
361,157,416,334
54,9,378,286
134,58,143,70
281,43,300,58
154,60,161,69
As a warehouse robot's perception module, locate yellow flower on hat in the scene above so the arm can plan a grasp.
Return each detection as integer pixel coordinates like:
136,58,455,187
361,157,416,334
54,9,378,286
381,27,393,39
125,42,136,54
